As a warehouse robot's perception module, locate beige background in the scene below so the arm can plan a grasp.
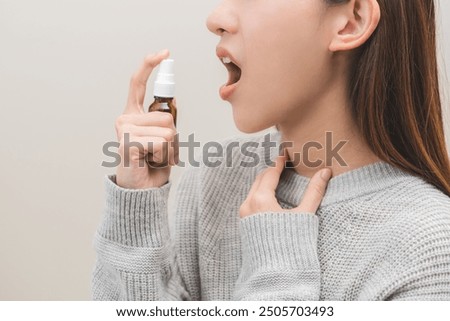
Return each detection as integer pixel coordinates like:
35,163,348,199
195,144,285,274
0,0,449,300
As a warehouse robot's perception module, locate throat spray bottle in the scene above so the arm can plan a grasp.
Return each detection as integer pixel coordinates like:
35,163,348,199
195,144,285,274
148,59,177,126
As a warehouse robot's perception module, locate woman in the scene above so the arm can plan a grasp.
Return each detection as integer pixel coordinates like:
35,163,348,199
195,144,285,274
92,0,450,300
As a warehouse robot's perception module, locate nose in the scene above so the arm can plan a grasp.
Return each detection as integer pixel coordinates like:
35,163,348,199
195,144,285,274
206,1,238,36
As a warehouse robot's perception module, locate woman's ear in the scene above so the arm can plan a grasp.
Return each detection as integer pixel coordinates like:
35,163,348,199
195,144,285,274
328,0,381,52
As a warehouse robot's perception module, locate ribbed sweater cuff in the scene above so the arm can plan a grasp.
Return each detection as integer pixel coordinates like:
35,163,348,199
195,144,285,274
97,174,171,247
239,212,320,270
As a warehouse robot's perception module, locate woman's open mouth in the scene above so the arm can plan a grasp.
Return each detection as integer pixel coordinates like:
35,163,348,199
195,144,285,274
219,56,242,100
223,57,242,86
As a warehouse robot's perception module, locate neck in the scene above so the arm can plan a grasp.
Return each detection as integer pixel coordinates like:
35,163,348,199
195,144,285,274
277,82,381,178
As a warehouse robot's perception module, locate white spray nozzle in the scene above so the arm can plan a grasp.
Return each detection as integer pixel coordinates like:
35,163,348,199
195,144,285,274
153,59,175,98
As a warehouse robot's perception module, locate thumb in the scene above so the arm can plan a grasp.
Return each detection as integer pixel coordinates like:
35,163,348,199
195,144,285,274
291,168,332,214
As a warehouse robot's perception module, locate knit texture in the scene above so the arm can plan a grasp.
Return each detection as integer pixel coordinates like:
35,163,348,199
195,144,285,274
92,131,450,300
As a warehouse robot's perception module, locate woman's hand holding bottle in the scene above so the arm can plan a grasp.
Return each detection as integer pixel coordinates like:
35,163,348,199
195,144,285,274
115,49,178,189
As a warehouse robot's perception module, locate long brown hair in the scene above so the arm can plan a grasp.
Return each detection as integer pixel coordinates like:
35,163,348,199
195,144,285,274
329,0,450,197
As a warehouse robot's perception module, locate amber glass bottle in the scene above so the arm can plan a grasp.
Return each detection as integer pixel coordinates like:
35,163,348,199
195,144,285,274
147,59,178,167
148,97,177,127
148,59,176,125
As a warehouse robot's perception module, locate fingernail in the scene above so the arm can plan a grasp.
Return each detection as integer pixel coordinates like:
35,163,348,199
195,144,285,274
321,168,332,180
158,49,169,55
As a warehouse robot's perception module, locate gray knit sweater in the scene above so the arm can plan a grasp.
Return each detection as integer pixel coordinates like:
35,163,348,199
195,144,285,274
92,131,450,300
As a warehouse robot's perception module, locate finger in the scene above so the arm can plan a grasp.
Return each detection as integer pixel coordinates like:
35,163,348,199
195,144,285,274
117,125,176,143
171,98,178,127
256,154,287,194
246,169,266,200
158,128,176,166
125,49,170,114
173,133,180,165
116,112,176,131
147,138,171,165
119,136,169,165
143,137,171,165
240,170,265,217
294,168,332,213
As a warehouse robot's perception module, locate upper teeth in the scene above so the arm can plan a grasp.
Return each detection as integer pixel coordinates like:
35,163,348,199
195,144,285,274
222,57,232,64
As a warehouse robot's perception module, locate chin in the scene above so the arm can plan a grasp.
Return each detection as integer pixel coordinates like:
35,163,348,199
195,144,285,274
232,111,272,134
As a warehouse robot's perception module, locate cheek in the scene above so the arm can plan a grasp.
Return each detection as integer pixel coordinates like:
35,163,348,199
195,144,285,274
241,25,326,115
230,2,328,132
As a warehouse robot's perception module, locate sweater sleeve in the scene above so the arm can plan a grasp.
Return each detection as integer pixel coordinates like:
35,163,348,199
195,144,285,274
233,212,321,301
384,212,450,301
91,167,200,301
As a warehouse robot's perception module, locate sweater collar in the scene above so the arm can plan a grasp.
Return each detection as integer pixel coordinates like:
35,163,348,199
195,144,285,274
277,161,412,208
255,131,413,208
